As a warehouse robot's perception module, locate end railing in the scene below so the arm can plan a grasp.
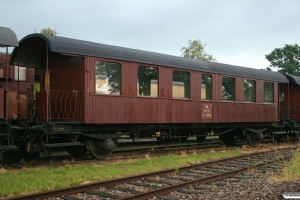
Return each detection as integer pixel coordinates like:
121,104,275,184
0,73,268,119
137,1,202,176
48,90,80,121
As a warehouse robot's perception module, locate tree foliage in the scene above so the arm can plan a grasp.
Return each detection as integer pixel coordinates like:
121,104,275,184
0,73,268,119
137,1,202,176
181,39,216,62
265,44,300,76
40,28,58,36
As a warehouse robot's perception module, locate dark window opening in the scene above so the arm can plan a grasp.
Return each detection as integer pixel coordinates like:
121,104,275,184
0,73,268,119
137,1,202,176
222,76,235,101
264,82,274,103
279,85,285,102
0,63,3,77
201,74,212,100
172,70,190,98
138,66,158,97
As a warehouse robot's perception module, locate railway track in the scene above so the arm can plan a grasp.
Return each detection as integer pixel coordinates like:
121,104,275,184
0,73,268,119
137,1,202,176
6,146,297,200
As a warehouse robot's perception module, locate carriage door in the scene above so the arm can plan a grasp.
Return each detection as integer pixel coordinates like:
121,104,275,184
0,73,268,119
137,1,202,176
278,83,288,120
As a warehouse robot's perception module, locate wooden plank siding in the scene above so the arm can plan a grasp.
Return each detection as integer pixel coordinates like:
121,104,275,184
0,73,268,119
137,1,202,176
84,95,278,124
284,82,300,121
80,56,279,124
38,53,279,124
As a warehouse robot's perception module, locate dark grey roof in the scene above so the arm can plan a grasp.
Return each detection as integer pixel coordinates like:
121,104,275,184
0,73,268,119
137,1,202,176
0,27,18,47
284,74,300,86
10,33,289,83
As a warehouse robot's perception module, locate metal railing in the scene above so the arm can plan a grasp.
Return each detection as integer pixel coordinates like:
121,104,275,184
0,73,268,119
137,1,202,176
48,90,81,121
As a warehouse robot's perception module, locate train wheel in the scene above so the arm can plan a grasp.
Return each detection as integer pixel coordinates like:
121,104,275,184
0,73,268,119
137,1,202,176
86,139,116,160
246,132,263,147
219,133,234,146
67,146,87,158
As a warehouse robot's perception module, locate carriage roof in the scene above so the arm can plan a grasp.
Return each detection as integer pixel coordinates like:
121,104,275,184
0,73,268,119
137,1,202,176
10,33,288,83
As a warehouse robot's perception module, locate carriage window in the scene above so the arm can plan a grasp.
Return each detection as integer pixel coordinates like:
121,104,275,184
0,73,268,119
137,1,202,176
244,79,256,102
14,66,26,81
138,66,158,97
201,74,212,100
172,70,190,98
264,82,274,103
222,76,235,101
95,61,121,95
0,63,3,77
279,85,285,102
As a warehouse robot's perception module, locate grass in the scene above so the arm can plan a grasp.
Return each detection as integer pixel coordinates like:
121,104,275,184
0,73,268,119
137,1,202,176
270,149,300,182
0,150,242,197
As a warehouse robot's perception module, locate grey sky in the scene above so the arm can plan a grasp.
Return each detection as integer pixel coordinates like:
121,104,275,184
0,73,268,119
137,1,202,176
1,0,299,69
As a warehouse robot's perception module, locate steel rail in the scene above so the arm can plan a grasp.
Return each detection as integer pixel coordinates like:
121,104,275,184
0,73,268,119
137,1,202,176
6,146,295,200
118,154,292,200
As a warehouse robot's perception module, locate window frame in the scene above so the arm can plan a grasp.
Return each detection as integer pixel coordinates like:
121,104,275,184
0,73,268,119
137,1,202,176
221,76,235,101
264,82,274,103
244,79,256,103
137,66,159,97
14,66,27,81
0,63,3,78
172,70,190,99
95,60,122,95
201,74,212,100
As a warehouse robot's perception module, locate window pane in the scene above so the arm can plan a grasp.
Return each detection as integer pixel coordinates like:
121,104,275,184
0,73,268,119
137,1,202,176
0,64,3,77
172,70,190,98
138,66,158,97
201,74,212,100
222,76,235,101
14,66,26,81
244,79,256,102
95,61,121,95
264,82,273,103
279,85,285,102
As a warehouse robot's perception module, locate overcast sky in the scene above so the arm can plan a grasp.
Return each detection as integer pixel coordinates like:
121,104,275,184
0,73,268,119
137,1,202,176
1,0,299,69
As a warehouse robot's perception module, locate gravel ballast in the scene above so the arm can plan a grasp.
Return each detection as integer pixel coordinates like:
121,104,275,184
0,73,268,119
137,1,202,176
160,172,300,200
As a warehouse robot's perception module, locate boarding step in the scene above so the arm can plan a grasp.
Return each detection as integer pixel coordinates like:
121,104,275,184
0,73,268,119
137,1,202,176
44,142,84,148
0,145,18,150
10,126,25,130
31,125,45,130
272,132,288,135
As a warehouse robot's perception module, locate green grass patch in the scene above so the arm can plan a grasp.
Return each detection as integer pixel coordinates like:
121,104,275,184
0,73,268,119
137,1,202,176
0,150,242,197
272,150,300,182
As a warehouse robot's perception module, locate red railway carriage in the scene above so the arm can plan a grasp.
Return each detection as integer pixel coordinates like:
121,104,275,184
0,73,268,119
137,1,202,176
7,33,298,159
279,74,300,123
0,27,35,155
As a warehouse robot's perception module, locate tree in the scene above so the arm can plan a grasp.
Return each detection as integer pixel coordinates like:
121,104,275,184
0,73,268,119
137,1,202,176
40,28,58,36
260,67,272,71
265,44,300,76
181,39,216,62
